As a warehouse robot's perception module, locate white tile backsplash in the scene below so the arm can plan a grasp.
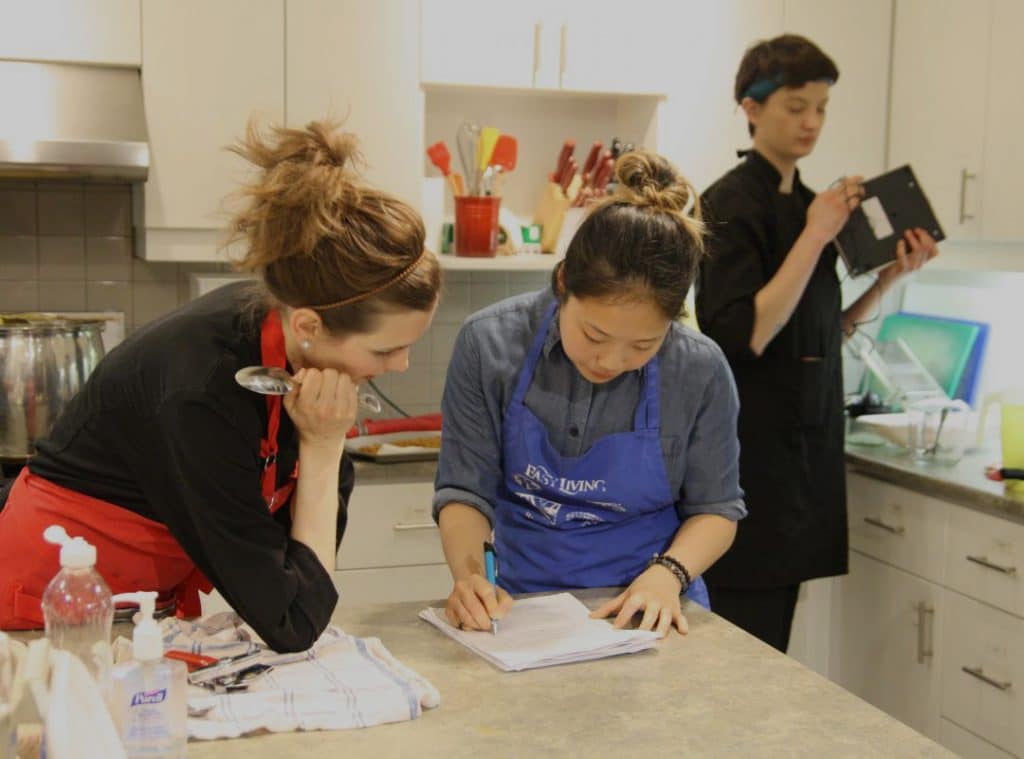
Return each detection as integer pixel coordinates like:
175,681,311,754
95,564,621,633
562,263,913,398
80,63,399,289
0,236,37,280
39,280,88,311
0,180,218,331
85,187,132,236
85,236,133,280
37,188,84,235
0,279,39,311
0,178,557,415
38,236,86,280
0,190,37,234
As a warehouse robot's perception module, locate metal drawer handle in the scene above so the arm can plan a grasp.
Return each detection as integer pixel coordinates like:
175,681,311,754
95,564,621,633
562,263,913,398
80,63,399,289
392,522,437,532
961,665,1012,691
863,516,905,535
914,602,934,664
965,555,1017,575
958,168,976,224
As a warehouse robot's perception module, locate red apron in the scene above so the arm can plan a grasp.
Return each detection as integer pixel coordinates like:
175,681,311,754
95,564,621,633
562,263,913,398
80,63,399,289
0,311,296,629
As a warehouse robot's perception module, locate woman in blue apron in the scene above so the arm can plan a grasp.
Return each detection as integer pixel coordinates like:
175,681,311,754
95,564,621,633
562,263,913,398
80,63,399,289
434,151,747,637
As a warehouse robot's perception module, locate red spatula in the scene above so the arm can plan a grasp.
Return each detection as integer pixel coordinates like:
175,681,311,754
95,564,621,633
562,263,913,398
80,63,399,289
426,141,463,196
487,135,518,195
489,134,518,173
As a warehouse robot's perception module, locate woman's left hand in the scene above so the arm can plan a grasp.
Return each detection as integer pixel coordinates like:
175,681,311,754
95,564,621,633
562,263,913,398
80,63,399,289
879,227,939,288
589,565,688,637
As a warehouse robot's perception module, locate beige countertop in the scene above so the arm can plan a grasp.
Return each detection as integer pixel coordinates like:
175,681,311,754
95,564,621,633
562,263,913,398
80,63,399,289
179,591,949,759
846,441,1024,524
352,458,437,484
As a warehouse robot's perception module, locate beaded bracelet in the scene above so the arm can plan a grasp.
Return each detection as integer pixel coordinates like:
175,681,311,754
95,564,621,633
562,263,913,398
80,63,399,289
647,553,692,595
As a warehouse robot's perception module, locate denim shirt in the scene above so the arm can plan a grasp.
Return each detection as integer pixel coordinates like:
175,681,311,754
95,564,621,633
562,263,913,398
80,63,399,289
434,289,747,525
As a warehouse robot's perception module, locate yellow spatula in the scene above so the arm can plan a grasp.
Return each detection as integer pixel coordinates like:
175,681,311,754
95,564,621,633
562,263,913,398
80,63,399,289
476,126,501,171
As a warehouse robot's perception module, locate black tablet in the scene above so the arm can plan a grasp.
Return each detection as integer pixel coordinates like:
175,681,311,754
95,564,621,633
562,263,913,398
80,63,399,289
834,165,945,276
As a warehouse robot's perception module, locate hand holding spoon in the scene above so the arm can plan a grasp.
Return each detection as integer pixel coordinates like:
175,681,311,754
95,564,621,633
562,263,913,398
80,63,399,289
234,365,383,413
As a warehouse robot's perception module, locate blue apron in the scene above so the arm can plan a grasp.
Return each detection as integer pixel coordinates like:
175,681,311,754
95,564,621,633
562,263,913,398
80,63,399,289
494,303,710,608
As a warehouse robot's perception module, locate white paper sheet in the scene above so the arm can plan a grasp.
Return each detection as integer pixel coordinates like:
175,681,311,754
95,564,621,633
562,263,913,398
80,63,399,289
419,593,659,672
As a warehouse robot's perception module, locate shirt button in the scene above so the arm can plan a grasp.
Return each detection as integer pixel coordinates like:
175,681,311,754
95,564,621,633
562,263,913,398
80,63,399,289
569,425,579,438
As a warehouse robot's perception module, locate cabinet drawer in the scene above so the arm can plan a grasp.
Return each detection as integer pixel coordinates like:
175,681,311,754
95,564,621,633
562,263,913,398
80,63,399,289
940,590,1024,756
945,506,1024,618
333,565,451,606
846,472,949,580
338,482,443,570
938,718,1015,759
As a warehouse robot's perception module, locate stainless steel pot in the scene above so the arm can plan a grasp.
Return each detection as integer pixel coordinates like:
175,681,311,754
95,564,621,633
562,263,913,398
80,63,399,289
0,314,106,460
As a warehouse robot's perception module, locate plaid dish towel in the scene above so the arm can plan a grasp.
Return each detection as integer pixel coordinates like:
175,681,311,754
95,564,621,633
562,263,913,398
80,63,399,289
113,613,441,741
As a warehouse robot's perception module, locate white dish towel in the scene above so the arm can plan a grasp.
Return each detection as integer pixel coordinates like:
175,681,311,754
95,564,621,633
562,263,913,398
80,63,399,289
113,613,440,741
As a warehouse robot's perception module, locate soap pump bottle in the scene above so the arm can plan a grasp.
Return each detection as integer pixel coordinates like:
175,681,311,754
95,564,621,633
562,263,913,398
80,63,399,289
40,524,114,691
107,591,186,759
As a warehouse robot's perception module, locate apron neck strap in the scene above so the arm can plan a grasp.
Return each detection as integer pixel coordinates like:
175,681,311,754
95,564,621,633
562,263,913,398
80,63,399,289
512,299,662,432
511,302,559,405
259,311,288,501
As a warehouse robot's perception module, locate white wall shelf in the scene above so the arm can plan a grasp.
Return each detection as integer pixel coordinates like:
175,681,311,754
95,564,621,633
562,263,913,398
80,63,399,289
437,253,557,271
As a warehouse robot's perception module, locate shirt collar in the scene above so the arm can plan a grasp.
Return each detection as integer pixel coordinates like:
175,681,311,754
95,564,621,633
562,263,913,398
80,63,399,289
542,304,563,358
742,149,805,193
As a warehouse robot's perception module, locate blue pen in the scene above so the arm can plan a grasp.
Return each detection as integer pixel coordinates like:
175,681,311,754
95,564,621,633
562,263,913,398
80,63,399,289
483,541,499,635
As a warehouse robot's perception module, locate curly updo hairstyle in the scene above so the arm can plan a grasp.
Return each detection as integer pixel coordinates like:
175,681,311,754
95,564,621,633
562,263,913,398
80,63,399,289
228,119,441,334
553,150,705,319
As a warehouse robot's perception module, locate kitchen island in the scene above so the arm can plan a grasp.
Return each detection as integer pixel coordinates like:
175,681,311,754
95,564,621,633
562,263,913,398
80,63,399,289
185,590,951,758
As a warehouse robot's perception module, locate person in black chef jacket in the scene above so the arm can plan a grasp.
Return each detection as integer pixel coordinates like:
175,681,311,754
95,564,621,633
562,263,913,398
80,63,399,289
696,34,939,651
0,120,441,652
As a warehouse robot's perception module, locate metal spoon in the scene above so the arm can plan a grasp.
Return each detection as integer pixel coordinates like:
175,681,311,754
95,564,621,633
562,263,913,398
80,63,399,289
234,365,383,413
924,406,950,456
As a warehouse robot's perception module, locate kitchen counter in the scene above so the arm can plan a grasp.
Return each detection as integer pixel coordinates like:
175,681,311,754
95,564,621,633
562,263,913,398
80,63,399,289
352,458,437,484
846,441,1024,525
179,590,951,758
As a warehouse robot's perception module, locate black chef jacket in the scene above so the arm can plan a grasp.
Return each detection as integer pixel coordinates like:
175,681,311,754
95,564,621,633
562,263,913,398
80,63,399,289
696,150,848,588
25,281,353,652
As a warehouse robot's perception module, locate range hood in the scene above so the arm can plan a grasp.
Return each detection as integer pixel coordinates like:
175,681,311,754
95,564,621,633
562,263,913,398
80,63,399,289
0,61,149,180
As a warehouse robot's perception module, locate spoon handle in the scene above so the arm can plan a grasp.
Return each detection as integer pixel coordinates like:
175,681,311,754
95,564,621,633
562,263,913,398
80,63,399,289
289,376,382,414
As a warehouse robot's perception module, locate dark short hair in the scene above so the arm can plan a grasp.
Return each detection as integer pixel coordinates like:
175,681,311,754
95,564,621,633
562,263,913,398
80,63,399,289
735,34,839,135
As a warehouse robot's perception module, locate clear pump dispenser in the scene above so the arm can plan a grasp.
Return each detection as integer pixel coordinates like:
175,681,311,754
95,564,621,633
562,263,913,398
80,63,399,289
107,591,187,759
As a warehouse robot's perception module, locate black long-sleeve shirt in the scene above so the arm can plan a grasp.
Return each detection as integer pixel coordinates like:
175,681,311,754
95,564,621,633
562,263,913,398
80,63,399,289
27,282,353,652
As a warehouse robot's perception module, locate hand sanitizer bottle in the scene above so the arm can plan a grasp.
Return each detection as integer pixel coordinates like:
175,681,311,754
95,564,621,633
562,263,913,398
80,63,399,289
40,525,114,693
107,592,186,759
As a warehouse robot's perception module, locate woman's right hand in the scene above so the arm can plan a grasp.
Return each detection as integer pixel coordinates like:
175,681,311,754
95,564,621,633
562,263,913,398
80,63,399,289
806,175,864,243
283,367,358,449
445,574,514,631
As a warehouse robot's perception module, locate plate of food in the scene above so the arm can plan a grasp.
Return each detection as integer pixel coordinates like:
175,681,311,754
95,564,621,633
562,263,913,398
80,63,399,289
345,430,442,463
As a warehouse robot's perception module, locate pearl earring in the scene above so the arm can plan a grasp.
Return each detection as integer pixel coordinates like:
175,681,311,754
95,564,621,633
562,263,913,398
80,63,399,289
301,339,311,351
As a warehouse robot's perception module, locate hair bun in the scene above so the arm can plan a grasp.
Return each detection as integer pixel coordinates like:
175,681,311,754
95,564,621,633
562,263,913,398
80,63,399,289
614,151,695,214
305,121,361,170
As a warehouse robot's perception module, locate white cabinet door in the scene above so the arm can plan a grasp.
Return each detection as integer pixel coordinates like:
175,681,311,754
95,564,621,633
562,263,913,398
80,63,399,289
831,551,942,738
938,718,1015,759
941,590,1024,757
420,0,544,88
333,565,451,606
555,0,668,95
287,0,423,209
888,0,990,240
845,471,949,582
659,0,784,189
336,482,442,571
0,0,140,66
782,0,891,191
787,576,837,678
979,0,1024,241
141,0,284,231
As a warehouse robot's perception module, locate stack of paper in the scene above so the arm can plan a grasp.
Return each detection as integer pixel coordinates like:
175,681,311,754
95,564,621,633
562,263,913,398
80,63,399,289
418,592,659,672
